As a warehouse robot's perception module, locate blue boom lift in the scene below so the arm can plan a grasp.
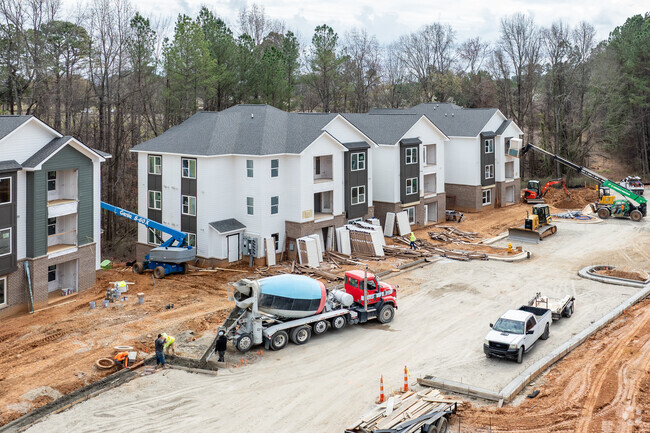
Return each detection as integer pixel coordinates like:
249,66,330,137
101,201,196,278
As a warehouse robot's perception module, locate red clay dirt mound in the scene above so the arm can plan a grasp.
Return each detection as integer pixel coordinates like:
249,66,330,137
544,186,598,209
596,267,649,282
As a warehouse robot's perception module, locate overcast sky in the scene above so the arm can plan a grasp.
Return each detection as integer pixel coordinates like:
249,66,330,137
75,0,647,45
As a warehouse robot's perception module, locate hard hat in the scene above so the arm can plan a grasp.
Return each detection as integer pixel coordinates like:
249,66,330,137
218,331,224,336
118,281,126,287
161,333,167,338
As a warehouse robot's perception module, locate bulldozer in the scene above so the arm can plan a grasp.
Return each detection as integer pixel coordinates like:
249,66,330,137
508,204,558,244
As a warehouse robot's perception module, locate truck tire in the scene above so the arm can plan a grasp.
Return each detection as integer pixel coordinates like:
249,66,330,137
516,346,524,364
270,331,288,351
312,320,328,335
236,334,253,352
436,417,449,433
630,209,643,222
181,263,188,274
132,262,144,274
597,207,610,219
331,316,346,330
377,304,395,324
541,323,550,340
153,266,166,279
563,303,574,318
290,326,311,345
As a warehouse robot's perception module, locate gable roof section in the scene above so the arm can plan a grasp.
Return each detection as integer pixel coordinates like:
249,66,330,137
342,141,370,150
22,136,73,168
495,119,512,135
0,160,21,172
0,115,33,141
342,113,422,145
209,218,246,234
407,103,498,137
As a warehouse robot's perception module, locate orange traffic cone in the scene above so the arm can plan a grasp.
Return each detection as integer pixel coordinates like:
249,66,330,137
379,375,385,403
403,366,409,392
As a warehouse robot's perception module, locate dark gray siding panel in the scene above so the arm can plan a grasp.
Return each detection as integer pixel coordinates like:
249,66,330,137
480,134,496,187
344,150,368,219
148,209,162,223
181,178,197,196
181,215,197,234
400,144,420,204
42,145,94,246
0,171,17,274
148,173,162,190
26,170,47,257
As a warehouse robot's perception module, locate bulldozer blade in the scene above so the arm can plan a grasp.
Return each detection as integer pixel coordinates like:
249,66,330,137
508,227,542,244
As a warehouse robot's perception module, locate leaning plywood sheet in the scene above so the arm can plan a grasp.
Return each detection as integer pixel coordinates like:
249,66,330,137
297,237,320,268
369,229,385,256
384,212,396,237
336,227,351,255
396,211,411,236
308,233,323,262
264,237,276,266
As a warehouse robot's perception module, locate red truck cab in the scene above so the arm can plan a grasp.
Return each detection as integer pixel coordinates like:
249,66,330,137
344,270,397,309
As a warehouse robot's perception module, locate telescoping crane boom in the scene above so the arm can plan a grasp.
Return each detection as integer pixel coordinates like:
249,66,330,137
100,201,196,278
520,144,647,221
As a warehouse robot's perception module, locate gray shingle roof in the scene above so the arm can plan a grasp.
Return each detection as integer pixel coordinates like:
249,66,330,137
400,138,422,146
209,218,246,233
342,141,370,150
131,105,338,156
0,115,33,141
495,119,512,135
22,136,72,168
342,113,422,145
0,160,21,172
91,148,112,159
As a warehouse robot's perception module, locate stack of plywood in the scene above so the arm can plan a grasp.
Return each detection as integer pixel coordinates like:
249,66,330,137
297,237,320,268
348,226,384,257
345,388,458,432
352,221,386,246
336,227,352,255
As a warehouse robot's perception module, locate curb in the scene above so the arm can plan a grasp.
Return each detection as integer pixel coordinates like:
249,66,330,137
578,265,649,288
417,377,501,402
487,251,531,262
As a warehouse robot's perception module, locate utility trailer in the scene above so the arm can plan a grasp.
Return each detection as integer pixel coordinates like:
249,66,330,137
528,292,574,320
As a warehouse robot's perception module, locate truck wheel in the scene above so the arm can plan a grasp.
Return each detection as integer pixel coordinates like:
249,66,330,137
377,304,395,324
563,303,574,318
290,326,311,345
597,207,610,219
153,266,166,279
331,316,346,330
436,417,449,433
236,334,253,352
516,346,524,364
132,262,144,274
270,331,288,351
312,320,328,335
181,263,188,274
630,210,643,222
541,324,550,340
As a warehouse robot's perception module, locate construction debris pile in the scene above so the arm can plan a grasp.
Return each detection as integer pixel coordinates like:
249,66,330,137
345,388,459,432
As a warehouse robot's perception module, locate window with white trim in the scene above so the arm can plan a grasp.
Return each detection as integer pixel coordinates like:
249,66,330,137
148,228,163,245
271,196,279,214
47,171,57,191
0,276,6,306
505,138,511,155
405,207,415,224
48,265,56,282
271,233,280,251
182,196,196,215
0,177,11,204
406,177,418,195
484,138,494,154
186,233,196,247
47,218,57,236
182,158,196,178
148,155,161,174
271,159,279,177
405,147,418,164
485,164,494,179
351,186,366,205
246,160,254,177
482,189,492,205
0,228,10,256
351,152,365,171
247,197,254,215
148,190,161,210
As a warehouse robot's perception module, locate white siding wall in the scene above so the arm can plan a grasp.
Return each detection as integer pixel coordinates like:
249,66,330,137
402,117,448,197
137,152,148,246
161,155,181,232
0,121,59,164
444,137,481,185
372,145,400,202
93,159,102,268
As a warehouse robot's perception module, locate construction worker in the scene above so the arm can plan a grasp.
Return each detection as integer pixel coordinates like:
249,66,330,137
155,334,166,368
216,331,227,363
114,351,129,370
162,333,177,355
409,232,417,250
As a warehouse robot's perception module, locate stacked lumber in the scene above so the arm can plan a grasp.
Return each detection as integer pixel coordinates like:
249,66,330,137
345,388,459,432
383,245,434,259
288,261,343,281
324,251,363,266
428,226,480,243
433,247,488,261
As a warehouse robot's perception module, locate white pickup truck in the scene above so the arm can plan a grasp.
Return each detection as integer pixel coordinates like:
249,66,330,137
483,306,552,363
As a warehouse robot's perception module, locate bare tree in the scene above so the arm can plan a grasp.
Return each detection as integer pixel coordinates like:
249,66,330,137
238,3,283,46
458,37,490,74
343,28,381,112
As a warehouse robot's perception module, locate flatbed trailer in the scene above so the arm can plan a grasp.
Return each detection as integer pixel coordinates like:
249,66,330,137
528,292,575,320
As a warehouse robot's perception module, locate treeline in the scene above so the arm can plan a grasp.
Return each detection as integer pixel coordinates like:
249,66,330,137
0,0,648,254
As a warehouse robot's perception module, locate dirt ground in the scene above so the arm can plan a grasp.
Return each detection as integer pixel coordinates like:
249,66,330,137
18,215,650,433
596,267,649,282
458,298,650,432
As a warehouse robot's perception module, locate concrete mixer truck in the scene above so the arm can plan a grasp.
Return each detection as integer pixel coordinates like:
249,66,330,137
220,270,397,352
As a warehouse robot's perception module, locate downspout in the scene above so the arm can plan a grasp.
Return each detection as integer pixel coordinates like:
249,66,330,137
25,261,34,314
